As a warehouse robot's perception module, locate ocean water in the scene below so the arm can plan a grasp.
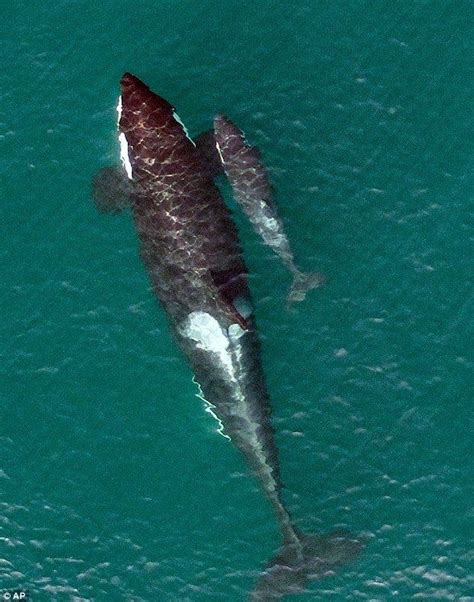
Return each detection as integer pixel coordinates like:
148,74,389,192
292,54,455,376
1,1,473,600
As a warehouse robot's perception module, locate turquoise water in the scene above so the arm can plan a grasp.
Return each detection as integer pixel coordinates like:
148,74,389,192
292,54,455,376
2,1,473,599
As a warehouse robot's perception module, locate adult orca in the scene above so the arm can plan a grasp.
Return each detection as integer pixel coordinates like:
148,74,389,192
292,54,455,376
93,73,361,599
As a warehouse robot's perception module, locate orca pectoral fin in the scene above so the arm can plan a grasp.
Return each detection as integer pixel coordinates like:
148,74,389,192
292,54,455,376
194,130,223,179
92,166,133,214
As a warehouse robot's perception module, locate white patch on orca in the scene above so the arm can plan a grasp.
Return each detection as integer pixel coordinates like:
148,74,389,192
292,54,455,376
215,140,225,165
118,132,133,179
258,210,288,248
172,111,196,147
182,311,238,441
182,311,228,353
263,216,279,230
228,323,245,340
180,311,248,382
116,95,133,179
116,95,122,124
180,311,233,375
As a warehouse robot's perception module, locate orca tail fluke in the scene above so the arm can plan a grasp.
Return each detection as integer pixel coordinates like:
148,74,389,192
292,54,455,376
251,531,363,600
287,270,326,303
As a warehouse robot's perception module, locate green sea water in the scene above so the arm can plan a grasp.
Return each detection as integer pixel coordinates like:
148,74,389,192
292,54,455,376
1,1,473,599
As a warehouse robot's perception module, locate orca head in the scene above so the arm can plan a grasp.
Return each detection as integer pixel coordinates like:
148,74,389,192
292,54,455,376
213,114,246,160
121,72,173,110
117,73,194,181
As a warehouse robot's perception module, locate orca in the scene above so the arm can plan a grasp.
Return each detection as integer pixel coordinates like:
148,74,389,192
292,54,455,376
93,73,361,598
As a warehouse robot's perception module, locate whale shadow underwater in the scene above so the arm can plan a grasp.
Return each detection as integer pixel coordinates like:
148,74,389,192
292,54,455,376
92,73,362,599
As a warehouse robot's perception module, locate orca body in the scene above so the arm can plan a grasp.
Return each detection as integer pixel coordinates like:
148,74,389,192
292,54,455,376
93,73,361,599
